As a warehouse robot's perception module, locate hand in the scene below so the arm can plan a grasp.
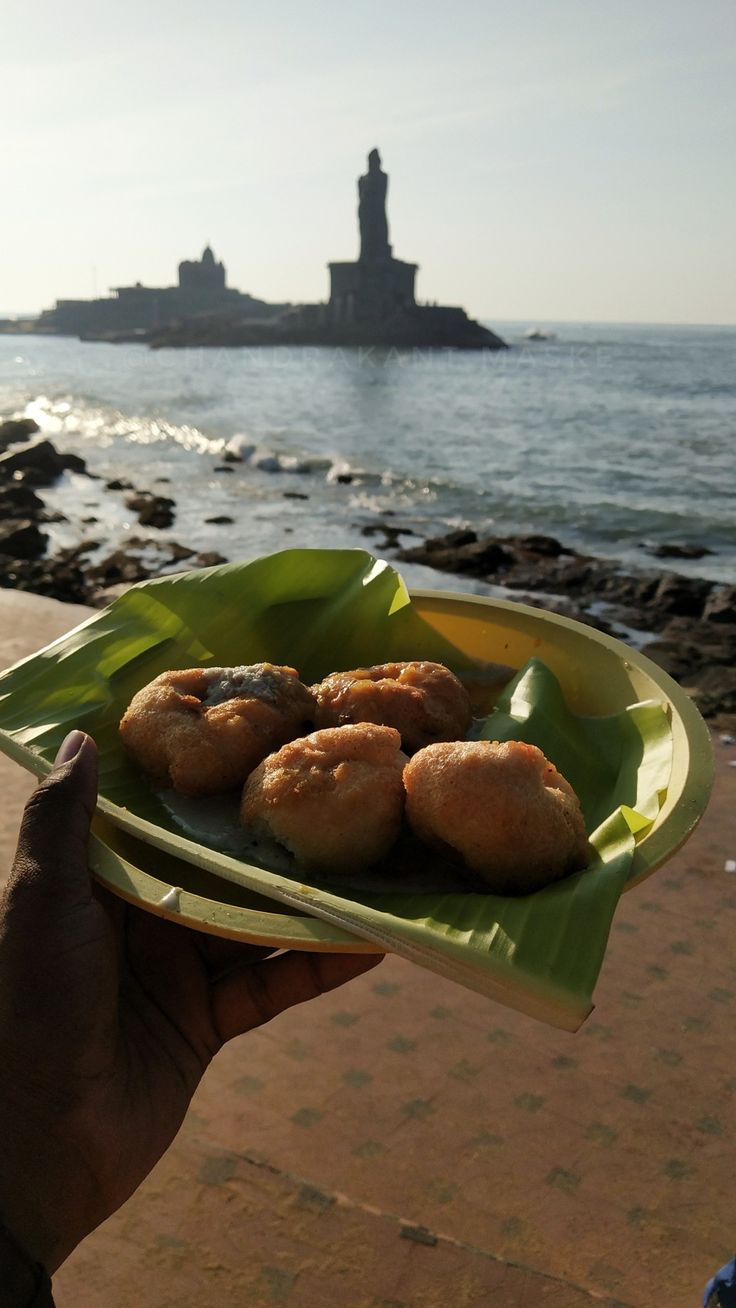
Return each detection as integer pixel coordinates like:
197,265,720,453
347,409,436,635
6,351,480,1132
0,731,380,1274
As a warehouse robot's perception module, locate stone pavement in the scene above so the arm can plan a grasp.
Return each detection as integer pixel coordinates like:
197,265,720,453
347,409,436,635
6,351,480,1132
1,592,734,1307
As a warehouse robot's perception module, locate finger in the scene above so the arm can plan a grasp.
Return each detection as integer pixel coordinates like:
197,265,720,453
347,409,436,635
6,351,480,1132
212,949,383,1044
6,731,98,917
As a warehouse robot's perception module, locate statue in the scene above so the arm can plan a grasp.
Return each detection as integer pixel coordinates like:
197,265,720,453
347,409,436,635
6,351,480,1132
358,148,391,261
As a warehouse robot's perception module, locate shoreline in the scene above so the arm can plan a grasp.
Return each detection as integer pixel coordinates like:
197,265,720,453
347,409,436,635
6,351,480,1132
2,417,734,728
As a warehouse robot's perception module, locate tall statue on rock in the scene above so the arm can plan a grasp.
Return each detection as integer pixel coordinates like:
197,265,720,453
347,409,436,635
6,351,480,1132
358,148,392,261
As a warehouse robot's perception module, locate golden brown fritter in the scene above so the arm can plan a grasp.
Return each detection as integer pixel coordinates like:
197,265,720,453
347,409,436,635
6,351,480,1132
311,660,472,753
403,739,591,894
119,664,316,796
241,723,407,873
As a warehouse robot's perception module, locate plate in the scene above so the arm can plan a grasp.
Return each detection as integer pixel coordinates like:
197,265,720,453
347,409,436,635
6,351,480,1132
0,552,714,1027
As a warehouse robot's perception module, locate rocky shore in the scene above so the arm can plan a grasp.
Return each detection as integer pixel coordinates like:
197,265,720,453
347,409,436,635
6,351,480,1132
1,416,734,726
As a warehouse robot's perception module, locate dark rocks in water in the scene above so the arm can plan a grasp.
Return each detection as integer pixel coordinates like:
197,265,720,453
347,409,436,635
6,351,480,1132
213,464,235,474
124,491,176,529
646,541,714,560
0,439,88,487
105,477,134,491
0,520,48,560
335,473,353,485
0,483,45,518
400,533,513,577
282,492,309,501
223,449,243,463
205,514,235,524
361,522,416,548
0,417,40,450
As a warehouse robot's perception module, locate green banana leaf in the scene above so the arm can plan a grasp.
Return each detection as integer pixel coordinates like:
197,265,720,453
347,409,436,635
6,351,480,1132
0,549,673,1030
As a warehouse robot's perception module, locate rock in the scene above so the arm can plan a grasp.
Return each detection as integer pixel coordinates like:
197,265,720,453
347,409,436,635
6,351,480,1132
399,535,512,577
282,492,309,501
124,492,176,529
205,515,235,524
649,574,713,620
223,449,243,463
0,520,48,559
425,529,477,552
504,533,568,558
361,522,415,546
335,473,353,485
647,542,714,560
195,551,227,567
0,484,45,518
0,417,40,449
0,440,67,487
685,666,736,719
105,477,134,491
62,452,89,474
213,465,235,474
85,549,152,588
703,586,736,624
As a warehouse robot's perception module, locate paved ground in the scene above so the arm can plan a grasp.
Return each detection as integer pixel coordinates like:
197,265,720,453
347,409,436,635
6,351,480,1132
1,591,734,1307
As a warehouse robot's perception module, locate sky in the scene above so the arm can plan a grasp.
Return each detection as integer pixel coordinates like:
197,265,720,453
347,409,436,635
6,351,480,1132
2,0,735,324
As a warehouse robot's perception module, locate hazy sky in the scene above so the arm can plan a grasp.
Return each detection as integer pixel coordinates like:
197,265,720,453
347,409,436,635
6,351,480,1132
2,0,735,323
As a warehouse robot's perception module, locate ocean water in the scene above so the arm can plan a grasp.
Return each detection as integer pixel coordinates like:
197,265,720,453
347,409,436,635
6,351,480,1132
0,323,734,588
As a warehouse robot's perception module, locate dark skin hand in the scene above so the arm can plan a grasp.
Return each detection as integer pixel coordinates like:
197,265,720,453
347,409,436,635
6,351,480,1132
0,731,381,1275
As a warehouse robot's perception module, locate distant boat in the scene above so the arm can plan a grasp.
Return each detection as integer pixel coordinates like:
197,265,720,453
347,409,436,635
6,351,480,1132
524,327,557,341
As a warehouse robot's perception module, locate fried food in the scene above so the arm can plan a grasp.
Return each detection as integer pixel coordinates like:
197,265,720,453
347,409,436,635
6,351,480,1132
403,739,591,894
241,723,407,873
119,664,315,796
311,660,472,753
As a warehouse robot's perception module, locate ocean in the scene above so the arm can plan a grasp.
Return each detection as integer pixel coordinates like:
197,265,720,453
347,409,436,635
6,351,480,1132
1,322,734,590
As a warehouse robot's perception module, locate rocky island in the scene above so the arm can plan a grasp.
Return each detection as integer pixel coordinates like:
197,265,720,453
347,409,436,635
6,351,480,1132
12,150,506,353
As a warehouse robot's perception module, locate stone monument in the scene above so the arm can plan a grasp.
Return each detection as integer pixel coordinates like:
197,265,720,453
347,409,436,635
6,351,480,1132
328,148,418,325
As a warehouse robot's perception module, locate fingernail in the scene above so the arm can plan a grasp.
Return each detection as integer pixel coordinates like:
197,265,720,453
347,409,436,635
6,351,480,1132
53,730,87,768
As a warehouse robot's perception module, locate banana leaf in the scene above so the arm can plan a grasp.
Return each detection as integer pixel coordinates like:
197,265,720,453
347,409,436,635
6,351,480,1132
0,549,673,1030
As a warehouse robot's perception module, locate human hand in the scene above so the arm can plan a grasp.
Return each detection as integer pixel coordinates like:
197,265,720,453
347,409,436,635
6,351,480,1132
0,731,381,1275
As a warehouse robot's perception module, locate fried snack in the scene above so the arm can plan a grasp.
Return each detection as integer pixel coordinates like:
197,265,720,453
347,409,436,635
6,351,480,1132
403,739,591,894
241,723,407,873
119,664,315,796
311,660,472,753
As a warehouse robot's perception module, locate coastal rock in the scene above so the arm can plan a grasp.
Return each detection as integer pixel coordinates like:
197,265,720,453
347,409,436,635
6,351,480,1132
105,477,134,491
703,586,736,625
649,574,713,620
124,492,176,529
205,515,234,524
0,520,48,560
0,484,45,519
646,542,714,560
399,534,513,577
0,417,40,450
0,440,88,487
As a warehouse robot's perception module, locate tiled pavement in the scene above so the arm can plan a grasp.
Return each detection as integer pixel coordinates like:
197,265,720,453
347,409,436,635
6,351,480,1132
1,594,735,1306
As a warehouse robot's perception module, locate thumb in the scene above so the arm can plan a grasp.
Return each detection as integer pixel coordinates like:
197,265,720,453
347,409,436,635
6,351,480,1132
8,731,99,915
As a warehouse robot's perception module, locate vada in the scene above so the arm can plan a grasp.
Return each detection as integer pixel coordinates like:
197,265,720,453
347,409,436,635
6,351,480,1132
241,723,407,873
403,739,591,894
119,663,315,796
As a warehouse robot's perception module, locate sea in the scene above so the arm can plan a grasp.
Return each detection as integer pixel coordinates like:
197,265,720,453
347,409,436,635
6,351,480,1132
1,322,734,591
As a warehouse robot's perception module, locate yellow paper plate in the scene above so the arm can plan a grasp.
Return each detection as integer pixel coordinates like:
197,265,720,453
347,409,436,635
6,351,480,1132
82,587,712,947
